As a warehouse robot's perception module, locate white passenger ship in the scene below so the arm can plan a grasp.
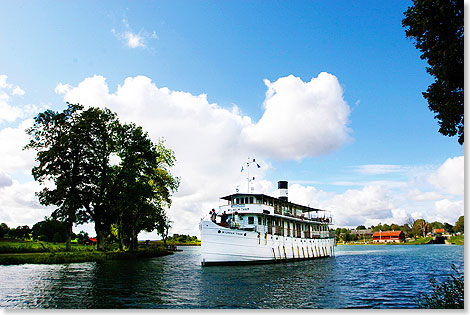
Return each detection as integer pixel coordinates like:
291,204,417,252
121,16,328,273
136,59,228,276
200,176,336,266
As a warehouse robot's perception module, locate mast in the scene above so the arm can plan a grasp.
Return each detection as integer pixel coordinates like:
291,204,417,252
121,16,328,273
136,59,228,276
242,157,260,193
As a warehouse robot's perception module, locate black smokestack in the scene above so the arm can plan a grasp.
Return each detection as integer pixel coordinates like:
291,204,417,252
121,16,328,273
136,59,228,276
278,181,288,201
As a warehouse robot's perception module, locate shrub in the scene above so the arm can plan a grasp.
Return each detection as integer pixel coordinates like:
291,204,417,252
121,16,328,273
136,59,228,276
417,265,464,309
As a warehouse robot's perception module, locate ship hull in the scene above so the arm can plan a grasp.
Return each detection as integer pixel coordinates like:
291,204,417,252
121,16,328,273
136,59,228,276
200,220,335,266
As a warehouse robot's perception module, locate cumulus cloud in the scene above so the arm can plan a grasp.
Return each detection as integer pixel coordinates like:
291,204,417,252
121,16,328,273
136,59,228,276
53,73,351,235
0,119,37,173
0,170,13,188
0,179,51,228
54,83,72,95
327,185,396,225
0,73,464,236
407,188,444,201
428,156,464,196
243,73,352,160
432,199,464,224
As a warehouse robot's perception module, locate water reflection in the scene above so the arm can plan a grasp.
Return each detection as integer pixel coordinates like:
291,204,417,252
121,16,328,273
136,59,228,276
0,245,464,308
198,257,338,308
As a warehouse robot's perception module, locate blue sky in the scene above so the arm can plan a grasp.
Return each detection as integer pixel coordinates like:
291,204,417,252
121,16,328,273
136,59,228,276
0,1,464,237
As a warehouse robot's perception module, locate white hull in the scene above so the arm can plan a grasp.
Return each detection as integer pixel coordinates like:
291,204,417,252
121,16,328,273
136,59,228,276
200,220,335,266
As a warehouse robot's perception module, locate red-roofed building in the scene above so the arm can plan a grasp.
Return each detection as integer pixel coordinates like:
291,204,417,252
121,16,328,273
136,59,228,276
84,238,97,245
433,228,445,235
372,231,405,243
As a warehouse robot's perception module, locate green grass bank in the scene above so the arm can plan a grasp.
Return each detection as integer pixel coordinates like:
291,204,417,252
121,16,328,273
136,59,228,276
0,239,172,265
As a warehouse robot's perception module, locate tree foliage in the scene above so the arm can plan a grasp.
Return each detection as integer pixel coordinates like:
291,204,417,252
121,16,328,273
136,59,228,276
402,0,464,144
25,103,89,250
25,103,179,251
10,226,31,240
453,216,464,233
0,223,9,238
111,123,179,250
31,218,68,242
417,264,464,308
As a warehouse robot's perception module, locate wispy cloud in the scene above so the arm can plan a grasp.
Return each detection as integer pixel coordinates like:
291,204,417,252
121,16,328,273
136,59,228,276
353,164,408,175
112,18,157,49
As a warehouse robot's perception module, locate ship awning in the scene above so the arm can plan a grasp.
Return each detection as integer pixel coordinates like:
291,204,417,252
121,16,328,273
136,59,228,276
220,193,328,213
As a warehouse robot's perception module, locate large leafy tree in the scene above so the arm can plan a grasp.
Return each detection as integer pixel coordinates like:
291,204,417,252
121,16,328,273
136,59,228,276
112,124,179,250
75,107,119,250
26,103,178,251
402,0,464,144
412,219,426,239
25,103,89,250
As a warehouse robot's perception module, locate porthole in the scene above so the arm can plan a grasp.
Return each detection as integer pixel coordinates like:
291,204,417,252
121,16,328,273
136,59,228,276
244,233,246,236
218,230,221,233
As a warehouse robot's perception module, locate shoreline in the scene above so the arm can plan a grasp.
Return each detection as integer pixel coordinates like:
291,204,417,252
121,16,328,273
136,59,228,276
0,248,173,265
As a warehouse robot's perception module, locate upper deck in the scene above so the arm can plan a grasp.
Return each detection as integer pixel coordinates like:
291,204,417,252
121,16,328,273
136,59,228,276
218,193,332,225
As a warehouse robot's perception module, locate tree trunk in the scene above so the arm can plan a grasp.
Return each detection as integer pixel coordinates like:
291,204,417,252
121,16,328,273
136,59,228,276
95,224,104,251
65,220,72,251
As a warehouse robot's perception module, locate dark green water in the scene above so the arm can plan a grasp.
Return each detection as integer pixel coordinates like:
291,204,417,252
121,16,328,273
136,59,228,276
0,244,463,308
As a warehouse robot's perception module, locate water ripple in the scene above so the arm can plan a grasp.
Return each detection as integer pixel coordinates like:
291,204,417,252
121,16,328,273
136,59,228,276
0,245,463,308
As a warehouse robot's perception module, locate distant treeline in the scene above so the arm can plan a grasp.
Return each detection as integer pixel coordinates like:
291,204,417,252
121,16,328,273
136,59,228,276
334,216,464,242
166,234,199,243
0,220,89,244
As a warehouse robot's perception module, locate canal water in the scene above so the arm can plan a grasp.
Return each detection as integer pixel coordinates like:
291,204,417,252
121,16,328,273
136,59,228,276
0,244,464,308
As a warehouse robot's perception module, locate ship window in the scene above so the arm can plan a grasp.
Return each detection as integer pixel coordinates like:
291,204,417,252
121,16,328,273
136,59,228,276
249,197,254,204
248,217,254,224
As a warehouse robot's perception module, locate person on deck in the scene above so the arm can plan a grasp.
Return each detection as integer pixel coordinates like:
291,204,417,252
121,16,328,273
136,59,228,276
221,211,228,223
210,209,217,222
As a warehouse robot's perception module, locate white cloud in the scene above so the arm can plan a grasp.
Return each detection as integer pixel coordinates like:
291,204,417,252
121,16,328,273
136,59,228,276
432,199,464,224
0,170,13,188
354,164,406,175
124,31,145,48
2,73,462,237
0,75,11,89
54,83,72,95
12,86,25,96
428,156,464,196
111,18,157,49
0,92,22,122
407,188,444,201
327,185,396,225
0,75,37,123
0,179,51,228
0,119,37,173
54,73,351,235
242,73,352,160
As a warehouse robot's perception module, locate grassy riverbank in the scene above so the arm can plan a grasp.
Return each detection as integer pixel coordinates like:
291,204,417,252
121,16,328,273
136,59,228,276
0,239,172,265
340,235,464,245
448,235,464,245
150,240,200,246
